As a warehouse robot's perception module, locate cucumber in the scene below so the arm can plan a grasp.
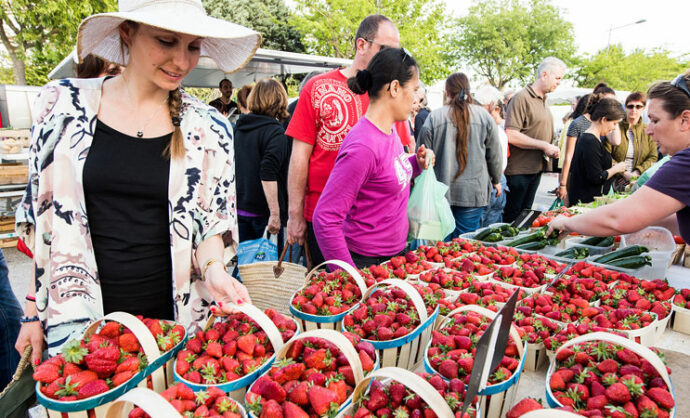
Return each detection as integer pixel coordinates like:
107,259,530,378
555,247,590,259
496,224,512,232
483,232,504,243
474,227,496,241
593,245,649,264
580,236,605,246
516,240,548,250
605,255,653,269
508,230,545,247
501,227,520,238
596,236,615,247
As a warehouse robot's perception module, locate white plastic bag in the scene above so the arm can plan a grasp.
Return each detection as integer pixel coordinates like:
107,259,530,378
407,168,455,241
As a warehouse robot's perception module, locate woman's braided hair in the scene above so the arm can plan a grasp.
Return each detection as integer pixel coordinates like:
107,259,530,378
166,87,185,159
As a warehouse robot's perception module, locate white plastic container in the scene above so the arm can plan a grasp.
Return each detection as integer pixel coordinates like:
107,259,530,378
621,226,676,279
563,236,614,255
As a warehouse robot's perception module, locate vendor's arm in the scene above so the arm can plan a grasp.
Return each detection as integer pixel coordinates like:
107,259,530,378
15,267,44,365
313,144,374,267
547,186,684,237
605,124,622,147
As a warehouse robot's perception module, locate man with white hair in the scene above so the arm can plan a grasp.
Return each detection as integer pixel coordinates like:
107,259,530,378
474,85,509,226
502,56,564,222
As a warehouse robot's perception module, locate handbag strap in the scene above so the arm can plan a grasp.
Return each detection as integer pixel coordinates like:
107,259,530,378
274,240,313,278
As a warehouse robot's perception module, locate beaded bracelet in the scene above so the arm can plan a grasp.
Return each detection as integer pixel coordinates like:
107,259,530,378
20,315,39,323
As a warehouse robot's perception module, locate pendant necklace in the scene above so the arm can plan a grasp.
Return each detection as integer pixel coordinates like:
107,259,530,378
123,80,169,138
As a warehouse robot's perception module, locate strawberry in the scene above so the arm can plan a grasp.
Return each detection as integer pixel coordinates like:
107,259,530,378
112,370,135,386
646,387,674,409
205,341,223,359
438,359,458,379
605,382,631,404
237,335,257,356
99,322,122,339
119,333,140,353
506,398,542,418
308,386,339,415
288,381,310,406
367,388,389,411
282,401,309,418
33,363,60,384
77,379,109,399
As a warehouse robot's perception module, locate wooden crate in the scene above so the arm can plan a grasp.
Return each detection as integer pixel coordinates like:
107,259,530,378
0,163,28,184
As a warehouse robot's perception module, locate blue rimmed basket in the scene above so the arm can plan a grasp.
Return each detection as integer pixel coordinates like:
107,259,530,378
423,305,527,418
289,260,368,332
335,367,479,418
36,311,186,418
244,329,372,418
172,303,299,403
104,386,248,418
344,279,439,371
545,331,676,417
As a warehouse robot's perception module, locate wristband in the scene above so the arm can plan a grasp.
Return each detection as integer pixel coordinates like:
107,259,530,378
20,315,40,323
202,258,220,281
25,295,36,302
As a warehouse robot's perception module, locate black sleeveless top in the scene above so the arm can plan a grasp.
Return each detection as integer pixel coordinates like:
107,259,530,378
83,120,174,319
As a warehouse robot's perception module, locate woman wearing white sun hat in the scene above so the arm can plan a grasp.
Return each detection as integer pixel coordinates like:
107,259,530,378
14,0,261,364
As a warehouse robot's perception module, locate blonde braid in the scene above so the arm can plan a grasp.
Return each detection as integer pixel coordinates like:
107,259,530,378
165,88,185,159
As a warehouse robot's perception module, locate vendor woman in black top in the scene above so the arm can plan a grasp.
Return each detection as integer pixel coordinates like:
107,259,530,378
568,94,627,205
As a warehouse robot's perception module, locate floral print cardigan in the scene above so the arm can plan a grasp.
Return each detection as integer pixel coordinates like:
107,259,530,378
15,77,238,354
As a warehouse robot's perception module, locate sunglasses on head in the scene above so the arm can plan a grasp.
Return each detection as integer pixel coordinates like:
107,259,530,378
671,75,690,98
626,104,644,110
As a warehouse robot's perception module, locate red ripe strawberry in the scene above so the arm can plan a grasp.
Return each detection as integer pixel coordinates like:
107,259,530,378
457,357,473,375
438,359,458,379
587,394,608,410
309,385,339,415
556,348,575,362
326,379,350,404
69,370,99,390
33,363,60,384
187,337,203,354
205,341,223,359
606,382,631,404
116,356,141,374
112,370,135,386
184,370,202,383
205,328,220,342
176,383,196,400
359,351,375,372
260,379,287,403
77,379,109,399
647,387,675,409
282,401,309,418
119,333,140,353
506,398,542,418
237,335,257,356
261,399,284,418
597,359,619,374
549,372,566,391
99,322,122,339
288,381,310,406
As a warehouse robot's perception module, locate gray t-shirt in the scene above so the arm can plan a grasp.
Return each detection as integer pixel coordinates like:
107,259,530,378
566,115,591,138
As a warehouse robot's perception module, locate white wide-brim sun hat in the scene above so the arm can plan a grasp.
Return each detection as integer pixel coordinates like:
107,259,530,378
77,0,261,74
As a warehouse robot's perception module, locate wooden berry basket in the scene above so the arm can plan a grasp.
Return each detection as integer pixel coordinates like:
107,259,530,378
518,410,583,418
423,305,527,418
345,279,439,371
105,387,248,418
173,303,297,402
653,310,672,344
335,367,475,418
245,329,368,418
545,332,676,417
671,303,690,335
289,260,367,331
605,311,658,347
37,312,186,418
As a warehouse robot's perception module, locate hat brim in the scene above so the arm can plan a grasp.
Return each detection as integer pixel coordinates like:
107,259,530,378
77,5,261,74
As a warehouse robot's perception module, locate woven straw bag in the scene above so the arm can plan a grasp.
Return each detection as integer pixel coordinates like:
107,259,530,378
239,243,313,315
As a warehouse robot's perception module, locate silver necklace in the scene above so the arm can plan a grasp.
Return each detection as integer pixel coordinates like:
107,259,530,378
123,80,169,138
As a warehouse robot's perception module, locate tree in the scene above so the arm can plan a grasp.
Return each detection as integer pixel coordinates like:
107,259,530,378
290,0,453,84
573,45,688,92
0,0,117,85
203,0,305,53
449,0,576,90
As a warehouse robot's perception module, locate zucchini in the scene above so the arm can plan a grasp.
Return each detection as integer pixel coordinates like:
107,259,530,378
596,236,615,247
593,245,649,264
516,240,548,250
605,255,653,269
474,227,496,241
483,232,504,243
496,224,512,232
580,236,605,246
501,227,520,238
508,230,545,247
555,247,590,259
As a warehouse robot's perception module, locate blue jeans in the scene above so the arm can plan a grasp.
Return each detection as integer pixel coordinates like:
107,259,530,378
446,206,486,240
481,174,509,227
0,249,22,389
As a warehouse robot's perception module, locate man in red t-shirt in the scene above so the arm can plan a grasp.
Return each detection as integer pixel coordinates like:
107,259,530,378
285,14,400,264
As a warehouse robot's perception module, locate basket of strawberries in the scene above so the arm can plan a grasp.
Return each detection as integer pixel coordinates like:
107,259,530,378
576,307,658,346
290,260,368,331
545,332,675,417
243,329,377,418
671,288,690,334
172,304,298,401
342,279,439,370
514,312,561,372
34,312,186,417
106,383,247,418
423,305,527,418
336,367,479,418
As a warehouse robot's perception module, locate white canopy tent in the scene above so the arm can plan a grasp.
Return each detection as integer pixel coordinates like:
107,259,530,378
48,48,352,88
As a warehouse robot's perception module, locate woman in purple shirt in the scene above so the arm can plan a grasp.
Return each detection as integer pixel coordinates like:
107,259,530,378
313,48,434,268
548,71,690,243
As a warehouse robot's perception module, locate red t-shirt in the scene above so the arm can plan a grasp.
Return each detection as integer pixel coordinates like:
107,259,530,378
286,69,369,221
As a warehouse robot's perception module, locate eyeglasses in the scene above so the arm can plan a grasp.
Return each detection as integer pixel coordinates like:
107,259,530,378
671,75,690,98
626,104,644,110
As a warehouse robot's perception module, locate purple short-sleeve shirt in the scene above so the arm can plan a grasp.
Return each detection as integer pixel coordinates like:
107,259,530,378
645,148,690,242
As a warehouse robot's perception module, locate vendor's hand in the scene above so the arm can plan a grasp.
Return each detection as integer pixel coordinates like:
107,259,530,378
555,185,567,200
543,143,560,159
287,214,306,245
204,264,252,316
416,145,435,169
15,311,44,365
493,183,502,197
267,213,280,235
622,171,634,181
546,214,572,240
613,162,627,174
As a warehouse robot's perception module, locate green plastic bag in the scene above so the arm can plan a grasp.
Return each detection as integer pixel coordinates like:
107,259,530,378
407,168,455,241
631,155,671,192
549,198,564,211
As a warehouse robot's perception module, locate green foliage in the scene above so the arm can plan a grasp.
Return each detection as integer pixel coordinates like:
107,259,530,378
448,0,576,89
0,0,117,85
573,45,688,92
203,0,305,53
290,0,453,84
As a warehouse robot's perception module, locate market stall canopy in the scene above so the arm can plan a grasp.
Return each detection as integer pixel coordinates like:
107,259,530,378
49,48,353,88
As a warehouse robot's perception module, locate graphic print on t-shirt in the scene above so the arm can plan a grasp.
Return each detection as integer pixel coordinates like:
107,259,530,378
394,152,413,191
312,79,365,152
